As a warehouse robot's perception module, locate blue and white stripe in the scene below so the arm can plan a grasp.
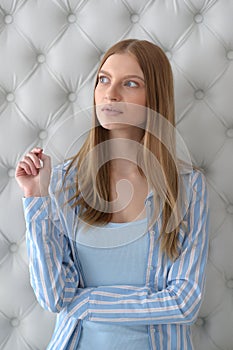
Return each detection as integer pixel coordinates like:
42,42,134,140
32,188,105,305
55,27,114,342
23,162,209,350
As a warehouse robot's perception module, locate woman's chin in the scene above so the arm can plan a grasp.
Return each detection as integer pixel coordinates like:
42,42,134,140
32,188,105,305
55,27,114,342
100,122,128,130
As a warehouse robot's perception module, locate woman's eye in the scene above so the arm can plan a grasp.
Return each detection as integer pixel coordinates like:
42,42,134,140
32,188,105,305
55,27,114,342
124,81,138,88
98,76,109,84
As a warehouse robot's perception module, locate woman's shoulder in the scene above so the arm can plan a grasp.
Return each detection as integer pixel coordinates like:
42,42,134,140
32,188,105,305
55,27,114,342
178,160,206,181
178,161,208,204
182,166,206,186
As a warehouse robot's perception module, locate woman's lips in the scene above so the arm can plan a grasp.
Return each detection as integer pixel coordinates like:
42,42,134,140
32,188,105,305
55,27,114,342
101,105,123,116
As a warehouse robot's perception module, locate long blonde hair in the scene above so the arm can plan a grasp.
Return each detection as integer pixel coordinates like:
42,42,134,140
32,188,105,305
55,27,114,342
65,39,186,260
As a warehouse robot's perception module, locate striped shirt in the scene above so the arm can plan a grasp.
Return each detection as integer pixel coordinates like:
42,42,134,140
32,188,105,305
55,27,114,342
23,161,209,350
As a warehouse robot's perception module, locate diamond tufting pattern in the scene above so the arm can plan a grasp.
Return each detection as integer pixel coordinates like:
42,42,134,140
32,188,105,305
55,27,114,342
0,0,233,349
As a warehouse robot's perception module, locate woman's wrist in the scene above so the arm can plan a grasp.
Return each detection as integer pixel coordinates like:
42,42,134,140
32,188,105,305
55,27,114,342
24,189,49,197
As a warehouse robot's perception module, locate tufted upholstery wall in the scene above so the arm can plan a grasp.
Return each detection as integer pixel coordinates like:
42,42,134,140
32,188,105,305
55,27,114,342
0,0,233,349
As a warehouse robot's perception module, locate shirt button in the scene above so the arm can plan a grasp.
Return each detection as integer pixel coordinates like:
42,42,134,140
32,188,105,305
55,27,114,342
149,265,155,271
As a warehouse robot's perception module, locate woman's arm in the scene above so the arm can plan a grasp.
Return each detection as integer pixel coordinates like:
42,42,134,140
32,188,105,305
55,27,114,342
22,162,92,313
24,196,82,313
66,170,209,325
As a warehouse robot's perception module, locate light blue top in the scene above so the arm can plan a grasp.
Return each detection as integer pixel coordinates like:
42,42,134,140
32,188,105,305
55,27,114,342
76,218,149,349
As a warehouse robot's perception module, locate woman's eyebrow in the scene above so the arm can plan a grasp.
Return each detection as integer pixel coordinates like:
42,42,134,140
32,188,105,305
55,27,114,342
98,70,145,82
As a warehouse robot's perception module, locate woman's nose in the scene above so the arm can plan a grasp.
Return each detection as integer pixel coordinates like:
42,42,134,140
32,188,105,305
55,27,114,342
104,84,121,101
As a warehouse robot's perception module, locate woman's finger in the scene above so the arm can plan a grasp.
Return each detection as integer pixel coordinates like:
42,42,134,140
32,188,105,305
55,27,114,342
20,155,38,176
24,151,42,169
16,161,33,176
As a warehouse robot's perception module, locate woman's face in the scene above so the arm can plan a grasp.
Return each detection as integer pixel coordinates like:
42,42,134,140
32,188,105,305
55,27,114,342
95,52,147,132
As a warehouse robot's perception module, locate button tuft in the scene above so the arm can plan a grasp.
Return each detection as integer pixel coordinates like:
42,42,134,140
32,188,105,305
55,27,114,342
194,13,203,23
8,168,15,178
130,14,140,23
4,14,13,24
6,93,15,102
196,317,204,326
10,318,20,327
227,204,233,214
37,54,46,64
9,243,18,253
166,51,172,60
226,128,233,138
226,279,233,289
67,13,77,23
68,92,77,102
38,130,48,140
226,50,233,60
195,90,205,100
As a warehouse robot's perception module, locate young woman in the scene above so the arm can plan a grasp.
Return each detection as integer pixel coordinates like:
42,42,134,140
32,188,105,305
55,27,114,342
15,39,209,350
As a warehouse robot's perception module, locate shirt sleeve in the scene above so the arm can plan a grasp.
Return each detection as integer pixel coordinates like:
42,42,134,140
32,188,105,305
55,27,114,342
23,165,92,313
66,170,209,326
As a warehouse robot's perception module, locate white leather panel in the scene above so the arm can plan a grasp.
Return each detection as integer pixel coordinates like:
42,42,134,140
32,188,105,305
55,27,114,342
0,0,232,349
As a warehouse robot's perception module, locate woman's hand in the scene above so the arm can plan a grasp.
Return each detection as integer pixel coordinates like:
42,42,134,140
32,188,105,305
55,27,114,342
15,147,51,197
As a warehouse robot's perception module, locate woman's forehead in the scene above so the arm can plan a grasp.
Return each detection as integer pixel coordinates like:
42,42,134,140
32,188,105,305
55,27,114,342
100,53,144,78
